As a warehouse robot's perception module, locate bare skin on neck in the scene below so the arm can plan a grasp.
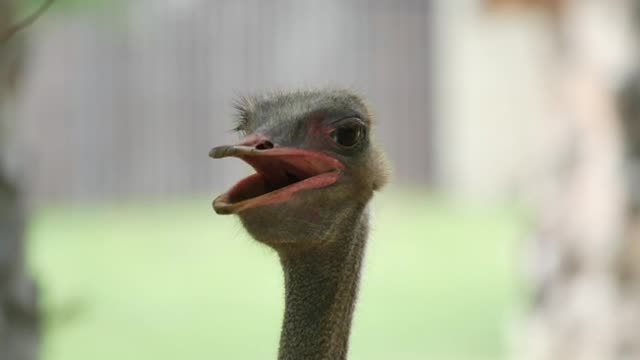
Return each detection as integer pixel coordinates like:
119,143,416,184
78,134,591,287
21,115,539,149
209,89,389,359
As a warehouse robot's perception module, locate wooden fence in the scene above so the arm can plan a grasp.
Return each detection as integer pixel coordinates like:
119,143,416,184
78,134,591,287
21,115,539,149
15,0,433,205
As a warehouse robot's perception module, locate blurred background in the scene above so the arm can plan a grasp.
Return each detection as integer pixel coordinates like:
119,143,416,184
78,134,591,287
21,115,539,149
1,0,639,359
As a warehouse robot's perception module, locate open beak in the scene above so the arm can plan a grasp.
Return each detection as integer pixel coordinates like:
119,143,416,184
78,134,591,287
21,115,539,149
209,145,344,214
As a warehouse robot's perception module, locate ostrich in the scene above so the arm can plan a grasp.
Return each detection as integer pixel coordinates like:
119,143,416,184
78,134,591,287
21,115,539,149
209,89,388,360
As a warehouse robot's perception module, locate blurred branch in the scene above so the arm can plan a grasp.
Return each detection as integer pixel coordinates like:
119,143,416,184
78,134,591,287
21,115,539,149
0,0,56,44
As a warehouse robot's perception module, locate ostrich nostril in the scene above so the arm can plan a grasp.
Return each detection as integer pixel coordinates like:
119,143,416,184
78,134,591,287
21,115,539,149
255,141,274,150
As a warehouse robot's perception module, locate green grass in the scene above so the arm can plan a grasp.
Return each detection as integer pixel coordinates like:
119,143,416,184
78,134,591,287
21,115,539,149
27,189,526,360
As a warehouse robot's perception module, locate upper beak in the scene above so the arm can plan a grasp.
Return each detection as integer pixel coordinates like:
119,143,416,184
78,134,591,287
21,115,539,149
209,145,262,159
210,144,328,160
210,135,277,159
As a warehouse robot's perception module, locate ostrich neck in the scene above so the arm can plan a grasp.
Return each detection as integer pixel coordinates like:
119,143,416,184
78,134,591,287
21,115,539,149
278,210,368,360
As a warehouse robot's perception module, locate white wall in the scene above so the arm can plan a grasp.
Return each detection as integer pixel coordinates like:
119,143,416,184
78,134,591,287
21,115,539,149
432,0,556,203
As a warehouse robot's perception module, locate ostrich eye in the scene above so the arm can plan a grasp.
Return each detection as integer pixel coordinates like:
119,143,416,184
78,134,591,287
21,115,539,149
330,122,365,148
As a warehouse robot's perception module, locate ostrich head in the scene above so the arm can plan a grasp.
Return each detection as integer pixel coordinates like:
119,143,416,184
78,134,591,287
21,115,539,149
210,89,388,253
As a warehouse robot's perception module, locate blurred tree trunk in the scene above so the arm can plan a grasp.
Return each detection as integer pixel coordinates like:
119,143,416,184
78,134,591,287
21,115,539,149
515,1,640,360
617,2,640,356
0,1,40,360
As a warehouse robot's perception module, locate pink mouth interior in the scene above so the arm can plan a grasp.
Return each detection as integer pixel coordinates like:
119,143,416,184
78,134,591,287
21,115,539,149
223,152,343,207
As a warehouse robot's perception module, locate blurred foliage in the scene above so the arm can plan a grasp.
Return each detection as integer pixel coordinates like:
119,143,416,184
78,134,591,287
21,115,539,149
27,189,526,360
10,0,128,38
19,0,125,15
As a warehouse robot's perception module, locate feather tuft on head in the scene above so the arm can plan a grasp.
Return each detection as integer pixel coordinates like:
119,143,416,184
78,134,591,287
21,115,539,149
232,95,254,134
